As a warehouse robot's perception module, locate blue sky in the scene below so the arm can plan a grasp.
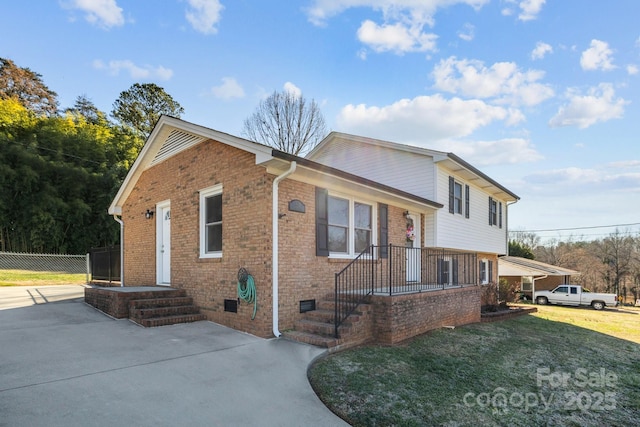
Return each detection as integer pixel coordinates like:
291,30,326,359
3,0,639,241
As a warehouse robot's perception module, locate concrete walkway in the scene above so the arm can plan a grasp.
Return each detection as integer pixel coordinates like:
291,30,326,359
0,286,349,427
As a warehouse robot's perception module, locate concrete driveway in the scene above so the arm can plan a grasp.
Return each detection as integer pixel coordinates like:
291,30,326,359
0,286,348,427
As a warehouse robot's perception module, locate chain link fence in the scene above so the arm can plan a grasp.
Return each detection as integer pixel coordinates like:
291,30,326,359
0,252,89,284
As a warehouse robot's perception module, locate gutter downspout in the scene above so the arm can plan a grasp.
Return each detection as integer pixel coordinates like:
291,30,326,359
505,200,518,255
272,161,297,338
113,214,124,287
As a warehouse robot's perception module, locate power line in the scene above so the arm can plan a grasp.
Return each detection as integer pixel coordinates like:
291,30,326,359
510,222,640,233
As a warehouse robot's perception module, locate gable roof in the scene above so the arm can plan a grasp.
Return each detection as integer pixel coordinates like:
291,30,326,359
109,116,442,215
498,256,580,277
108,115,273,215
308,131,520,202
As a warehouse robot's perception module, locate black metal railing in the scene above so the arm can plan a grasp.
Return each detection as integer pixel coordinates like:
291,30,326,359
89,246,120,282
334,244,478,337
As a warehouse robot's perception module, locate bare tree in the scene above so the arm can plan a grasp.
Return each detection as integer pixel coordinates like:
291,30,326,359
242,90,327,155
595,229,634,295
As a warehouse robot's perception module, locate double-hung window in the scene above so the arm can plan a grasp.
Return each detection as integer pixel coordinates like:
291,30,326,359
200,184,222,258
453,182,463,215
327,195,373,256
479,259,493,284
489,197,502,227
448,176,469,218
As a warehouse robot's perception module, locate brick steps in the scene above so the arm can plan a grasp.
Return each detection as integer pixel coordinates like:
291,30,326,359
136,313,207,328
128,290,206,327
283,295,373,351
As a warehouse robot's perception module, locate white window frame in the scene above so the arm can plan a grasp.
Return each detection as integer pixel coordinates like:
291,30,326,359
453,181,463,215
480,259,488,284
328,192,376,259
521,276,533,291
489,199,498,226
199,184,223,259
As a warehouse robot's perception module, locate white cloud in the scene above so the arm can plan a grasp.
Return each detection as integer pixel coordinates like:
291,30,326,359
548,83,627,129
580,39,616,71
531,42,552,60
306,0,489,26
92,59,173,80
607,160,640,168
501,7,514,16
458,23,475,42
63,0,124,28
211,77,244,99
357,20,437,54
335,94,541,165
336,94,509,143
524,164,640,193
185,0,224,35
518,0,545,21
305,1,488,54
444,138,543,166
432,56,554,106
283,82,302,97
627,64,639,75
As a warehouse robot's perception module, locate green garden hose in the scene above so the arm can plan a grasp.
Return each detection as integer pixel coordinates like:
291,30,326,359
237,268,257,320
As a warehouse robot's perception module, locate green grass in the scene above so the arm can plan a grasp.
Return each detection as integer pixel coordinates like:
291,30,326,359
0,269,87,286
309,305,640,426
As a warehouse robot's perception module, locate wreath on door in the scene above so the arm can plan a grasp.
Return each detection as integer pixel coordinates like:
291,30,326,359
406,224,415,241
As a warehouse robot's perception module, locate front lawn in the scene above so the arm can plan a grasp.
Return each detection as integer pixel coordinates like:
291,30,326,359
309,305,640,426
0,269,87,286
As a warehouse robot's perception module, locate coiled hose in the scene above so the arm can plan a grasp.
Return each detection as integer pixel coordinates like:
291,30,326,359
237,268,257,320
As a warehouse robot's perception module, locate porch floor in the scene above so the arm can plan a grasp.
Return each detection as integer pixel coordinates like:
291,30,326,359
367,283,473,296
94,286,177,293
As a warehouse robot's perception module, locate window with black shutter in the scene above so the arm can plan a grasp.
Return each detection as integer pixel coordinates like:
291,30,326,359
315,187,329,256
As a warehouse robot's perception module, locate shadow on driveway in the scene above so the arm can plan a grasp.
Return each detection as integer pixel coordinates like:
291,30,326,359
0,286,348,426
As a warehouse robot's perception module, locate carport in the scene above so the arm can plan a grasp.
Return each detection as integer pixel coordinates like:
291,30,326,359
498,256,580,300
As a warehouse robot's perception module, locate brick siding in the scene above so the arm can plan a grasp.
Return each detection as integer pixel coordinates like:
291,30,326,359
121,137,482,339
371,285,481,344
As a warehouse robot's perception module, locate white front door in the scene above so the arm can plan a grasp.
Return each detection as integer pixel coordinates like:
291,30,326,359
157,202,171,285
406,213,421,283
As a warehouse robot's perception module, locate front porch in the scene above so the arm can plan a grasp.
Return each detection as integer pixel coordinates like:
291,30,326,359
285,245,483,350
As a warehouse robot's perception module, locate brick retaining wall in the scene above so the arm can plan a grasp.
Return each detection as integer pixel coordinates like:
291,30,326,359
371,285,481,344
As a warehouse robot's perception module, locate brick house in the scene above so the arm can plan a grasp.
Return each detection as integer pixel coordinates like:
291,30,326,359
101,116,519,347
306,132,521,305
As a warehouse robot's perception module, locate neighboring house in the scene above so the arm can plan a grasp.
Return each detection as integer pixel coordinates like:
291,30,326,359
498,256,580,300
102,116,519,347
307,132,520,291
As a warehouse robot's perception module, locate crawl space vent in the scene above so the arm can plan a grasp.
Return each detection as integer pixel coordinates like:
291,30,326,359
299,299,316,313
224,299,238,313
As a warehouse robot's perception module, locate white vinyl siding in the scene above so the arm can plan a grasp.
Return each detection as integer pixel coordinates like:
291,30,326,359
310,139,437,200
436,168,507,254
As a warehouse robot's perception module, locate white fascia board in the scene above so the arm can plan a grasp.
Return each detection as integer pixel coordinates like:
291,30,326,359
266,164,440,213
308,131,447,160
108,116,273,215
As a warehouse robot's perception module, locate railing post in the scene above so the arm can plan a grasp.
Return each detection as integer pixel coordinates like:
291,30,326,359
334,272,339,338
370,245,375,296
388,244,393,296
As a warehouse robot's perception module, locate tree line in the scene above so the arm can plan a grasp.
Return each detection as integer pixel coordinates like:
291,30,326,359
0,58,184,253
0,57,327,254
510,230,640,303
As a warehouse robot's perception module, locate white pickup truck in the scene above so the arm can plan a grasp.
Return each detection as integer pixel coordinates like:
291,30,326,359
534,285,617,310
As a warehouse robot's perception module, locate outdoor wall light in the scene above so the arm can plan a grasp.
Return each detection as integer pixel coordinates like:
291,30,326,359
403,210,409,217
145,209,154,219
